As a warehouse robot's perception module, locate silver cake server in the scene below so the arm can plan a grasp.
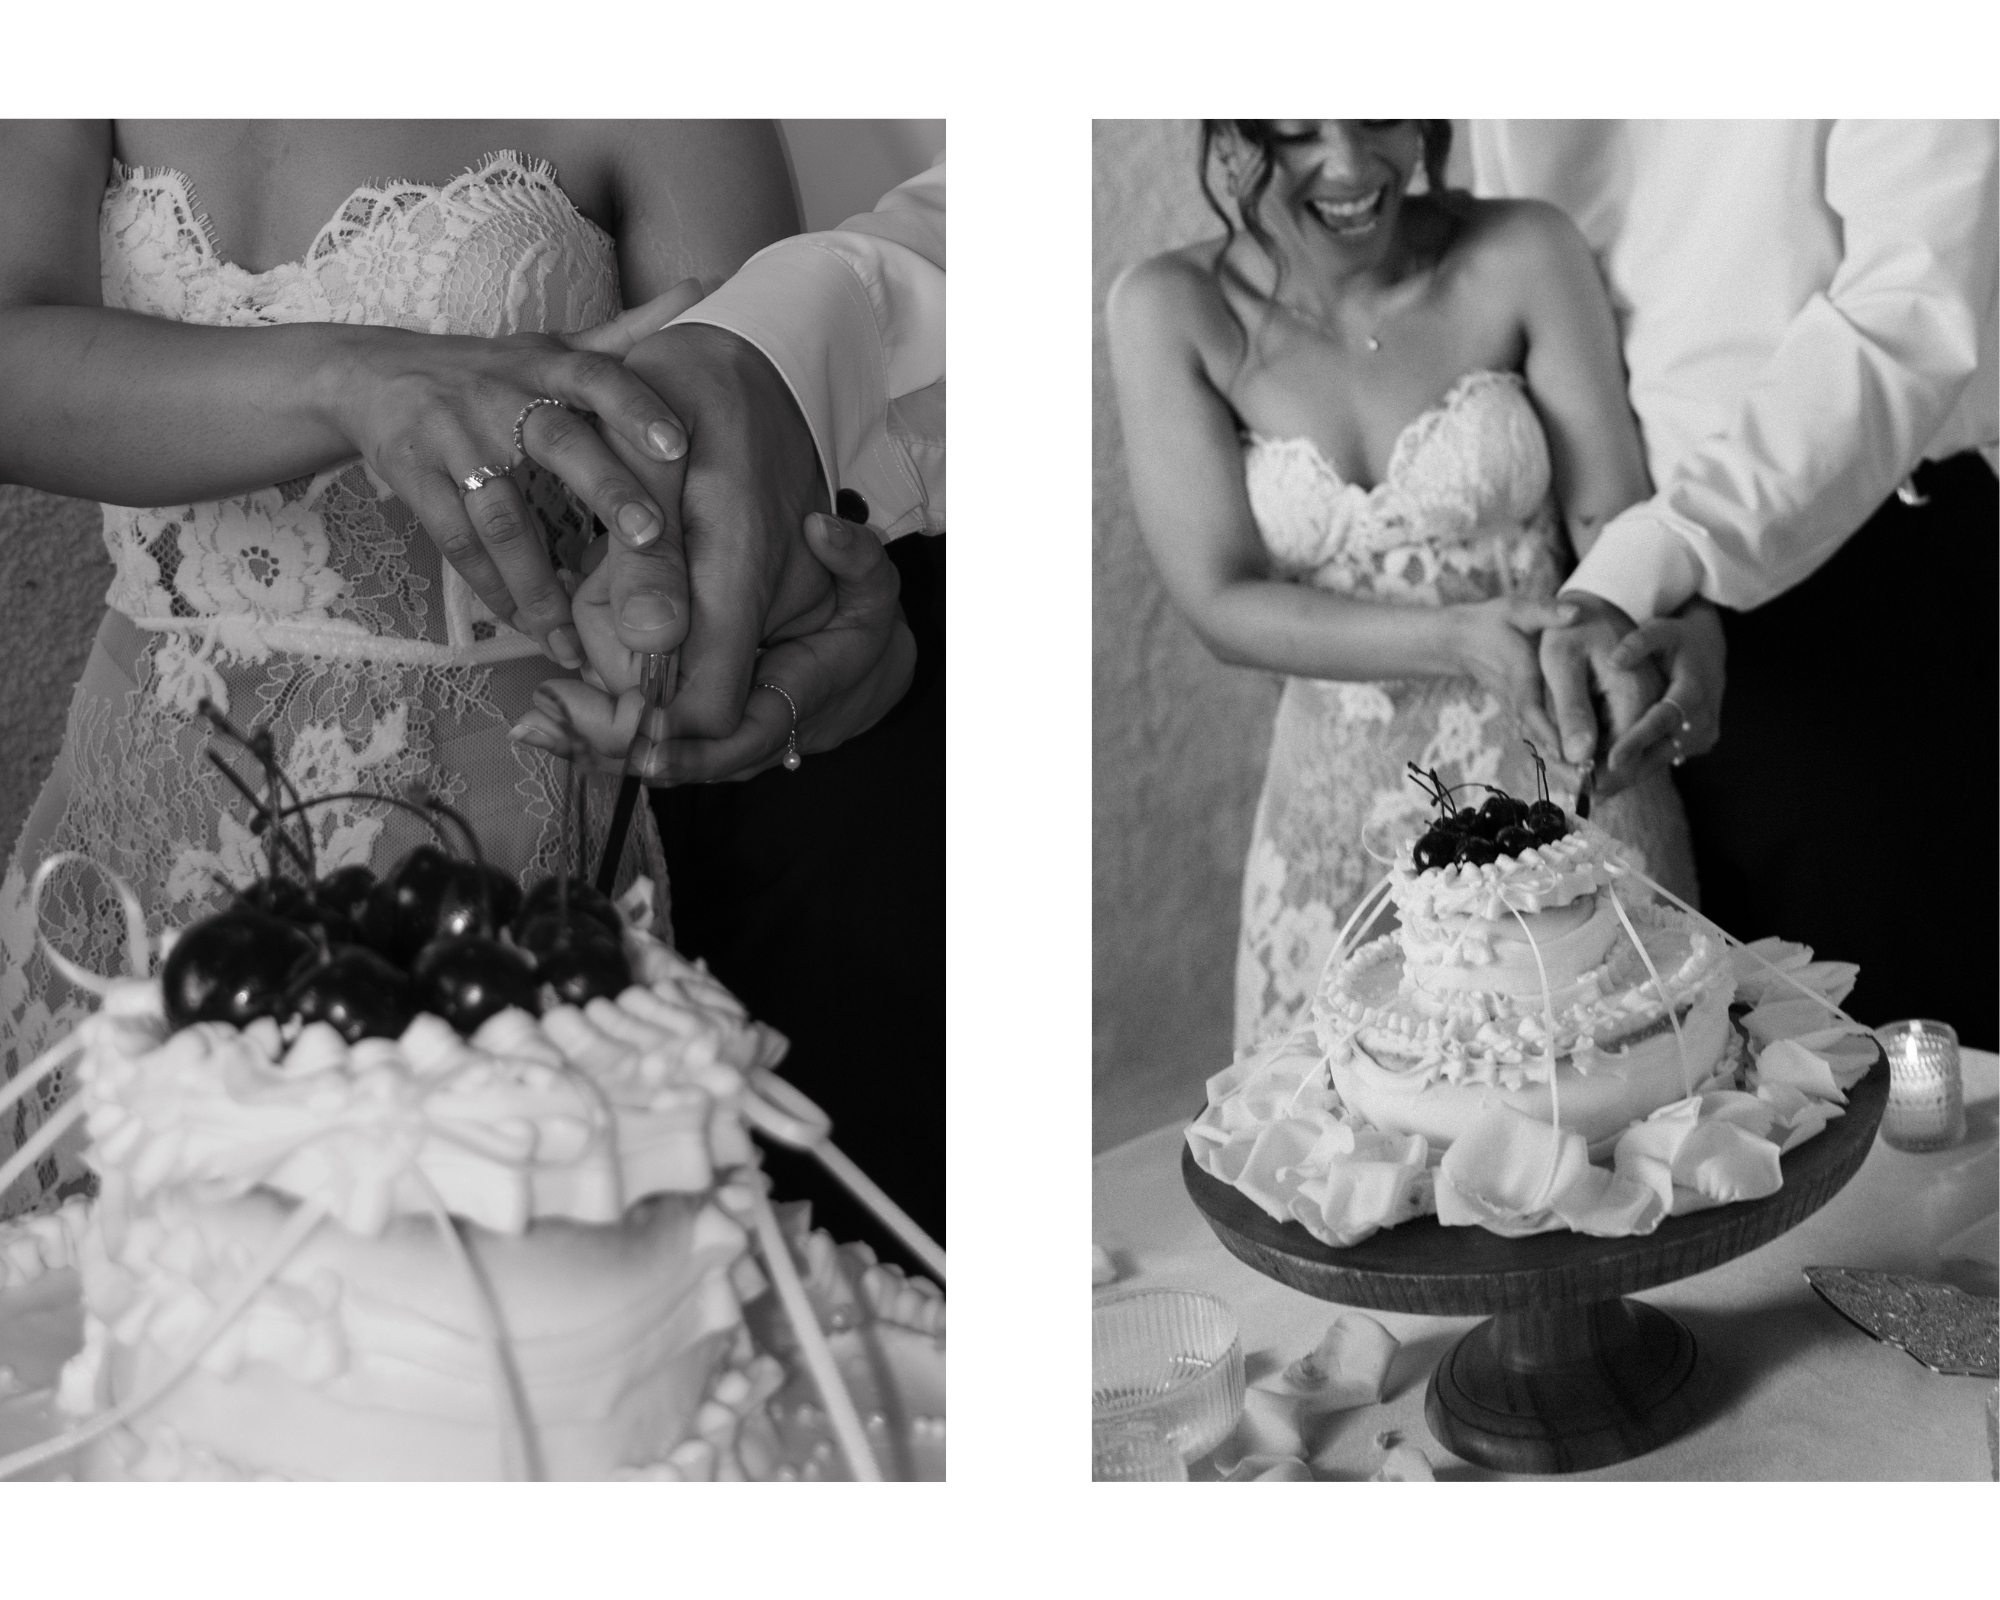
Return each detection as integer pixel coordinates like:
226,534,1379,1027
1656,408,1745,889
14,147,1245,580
1804,1266,1998,1378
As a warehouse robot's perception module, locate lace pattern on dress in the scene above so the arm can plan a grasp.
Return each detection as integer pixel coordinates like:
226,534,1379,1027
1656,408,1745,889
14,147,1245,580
1233,370,1698,1054
1,153,663,1220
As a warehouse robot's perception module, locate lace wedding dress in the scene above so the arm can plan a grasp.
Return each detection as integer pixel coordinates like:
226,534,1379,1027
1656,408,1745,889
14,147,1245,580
0,152,665,1220
1233,369,1696,1053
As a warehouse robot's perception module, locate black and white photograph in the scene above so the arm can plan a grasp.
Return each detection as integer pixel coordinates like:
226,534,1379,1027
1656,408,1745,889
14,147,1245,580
0,117,944,1483
1093,119,1998,1481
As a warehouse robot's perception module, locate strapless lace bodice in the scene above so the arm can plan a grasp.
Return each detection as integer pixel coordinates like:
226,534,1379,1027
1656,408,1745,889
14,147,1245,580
1243,370,1561,605
96,152,620,665
1231,368,1698,1057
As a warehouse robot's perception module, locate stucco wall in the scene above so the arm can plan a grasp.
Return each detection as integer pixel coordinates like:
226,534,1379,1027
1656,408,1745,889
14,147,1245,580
1092,122,1281,1151
0,488,109,861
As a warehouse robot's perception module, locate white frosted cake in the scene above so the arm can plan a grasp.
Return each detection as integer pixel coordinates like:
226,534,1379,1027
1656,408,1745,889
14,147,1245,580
1320,817,1734,1152
1189,763,1872,1246
0,898,944,1481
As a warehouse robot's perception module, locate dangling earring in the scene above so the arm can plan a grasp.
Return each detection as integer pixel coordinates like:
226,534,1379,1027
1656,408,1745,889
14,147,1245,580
1402,131,1429,196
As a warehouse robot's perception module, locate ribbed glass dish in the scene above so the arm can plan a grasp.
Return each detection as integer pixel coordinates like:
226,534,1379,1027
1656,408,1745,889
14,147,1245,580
1092,1288,1244,1465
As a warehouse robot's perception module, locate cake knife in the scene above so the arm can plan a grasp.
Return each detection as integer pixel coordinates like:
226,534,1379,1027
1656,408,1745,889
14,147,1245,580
594,649,677,895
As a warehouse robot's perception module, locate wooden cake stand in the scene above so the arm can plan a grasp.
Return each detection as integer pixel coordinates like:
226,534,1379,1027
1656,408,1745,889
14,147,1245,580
1182,1048,1888,1475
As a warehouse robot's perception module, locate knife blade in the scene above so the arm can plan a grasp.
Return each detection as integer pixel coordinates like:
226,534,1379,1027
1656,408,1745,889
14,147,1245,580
594,650,677,896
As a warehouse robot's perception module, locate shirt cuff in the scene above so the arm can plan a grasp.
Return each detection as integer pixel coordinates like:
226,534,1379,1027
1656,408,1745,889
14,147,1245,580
1561,504,1710,623
668,241,882,516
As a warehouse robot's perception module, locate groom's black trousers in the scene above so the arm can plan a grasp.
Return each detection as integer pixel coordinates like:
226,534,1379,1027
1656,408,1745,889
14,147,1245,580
1672,456,1997,1050
651,534,944,1275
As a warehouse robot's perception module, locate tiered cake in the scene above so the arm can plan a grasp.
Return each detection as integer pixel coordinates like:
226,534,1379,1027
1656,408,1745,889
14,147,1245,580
0,722,942,1480
0,917,943,1481
1318,769,1735,1151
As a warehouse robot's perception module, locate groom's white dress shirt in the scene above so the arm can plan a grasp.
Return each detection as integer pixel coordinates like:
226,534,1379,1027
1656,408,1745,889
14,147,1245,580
672,161,945,544
1471,121,1997,622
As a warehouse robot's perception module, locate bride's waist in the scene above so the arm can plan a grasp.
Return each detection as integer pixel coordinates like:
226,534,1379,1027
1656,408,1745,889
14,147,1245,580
100,602,542,669
1276,527,1563,599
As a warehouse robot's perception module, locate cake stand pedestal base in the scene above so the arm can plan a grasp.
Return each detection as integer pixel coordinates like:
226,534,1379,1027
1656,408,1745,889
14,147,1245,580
1424,1297,1708,1475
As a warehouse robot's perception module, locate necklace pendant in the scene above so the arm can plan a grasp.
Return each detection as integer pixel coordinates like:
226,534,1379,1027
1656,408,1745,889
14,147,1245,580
1364,335,1381,353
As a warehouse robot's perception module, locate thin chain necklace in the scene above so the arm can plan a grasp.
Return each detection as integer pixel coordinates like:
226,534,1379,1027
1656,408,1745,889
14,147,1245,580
1273,293,1388,353
1268,242,1439,357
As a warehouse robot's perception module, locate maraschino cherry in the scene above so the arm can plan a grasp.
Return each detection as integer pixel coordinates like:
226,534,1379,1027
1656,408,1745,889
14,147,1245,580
161,911,317,1029
287,945,416,1043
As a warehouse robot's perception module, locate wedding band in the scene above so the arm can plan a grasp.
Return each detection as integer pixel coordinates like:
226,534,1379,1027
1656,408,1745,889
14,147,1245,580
757,681,802,772
1660,695,1691,736
460,464,509,494
513,396,569,461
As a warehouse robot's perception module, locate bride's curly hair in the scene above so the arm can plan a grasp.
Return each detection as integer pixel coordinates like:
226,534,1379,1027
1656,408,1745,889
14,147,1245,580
1199,120,1454,268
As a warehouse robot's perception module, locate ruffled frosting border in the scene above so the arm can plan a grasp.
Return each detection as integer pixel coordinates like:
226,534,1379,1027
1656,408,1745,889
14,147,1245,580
1188,938,1875,1245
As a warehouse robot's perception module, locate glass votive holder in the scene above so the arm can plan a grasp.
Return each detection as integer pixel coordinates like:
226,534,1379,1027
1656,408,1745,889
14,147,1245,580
1091,1415,1189,1481
1093,1288,1244,1467
1875,1019,1965,1153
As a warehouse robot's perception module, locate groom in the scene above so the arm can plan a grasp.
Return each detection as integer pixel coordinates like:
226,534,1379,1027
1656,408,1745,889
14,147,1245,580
596,164,946,1259
1483,121,1998,1043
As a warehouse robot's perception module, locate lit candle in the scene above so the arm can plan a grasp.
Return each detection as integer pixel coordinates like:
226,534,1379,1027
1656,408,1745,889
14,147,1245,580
1877,1019,1965,1153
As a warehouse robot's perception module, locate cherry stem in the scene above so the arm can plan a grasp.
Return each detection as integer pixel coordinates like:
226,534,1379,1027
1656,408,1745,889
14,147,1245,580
269,789,495,931
203,750,314,878
196,699,317,883
1524,738,1552,803
256,730,279,885
424,796,495,930
269,789,455,855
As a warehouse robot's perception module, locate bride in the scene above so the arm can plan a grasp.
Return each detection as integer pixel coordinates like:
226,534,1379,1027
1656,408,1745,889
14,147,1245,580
0,120,833,1218
1108,120,1718,1055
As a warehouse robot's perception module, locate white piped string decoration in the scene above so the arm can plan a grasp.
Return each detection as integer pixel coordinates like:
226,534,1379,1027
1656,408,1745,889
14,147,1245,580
1279,886,1393,1117
746,1184,882,1481
0,1195,332,1481
29,852,152,994
1603,884,1694,1098
743,1070,944,1284
414,1173,542,1482
1613,862,1868,1033
1506,906,1565,1211
1332,870,1396,963
0,1096,89,1209
0,1035,82,1126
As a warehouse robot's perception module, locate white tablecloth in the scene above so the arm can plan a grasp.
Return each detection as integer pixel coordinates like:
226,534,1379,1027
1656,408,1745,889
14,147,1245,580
1093,1051,1998,1480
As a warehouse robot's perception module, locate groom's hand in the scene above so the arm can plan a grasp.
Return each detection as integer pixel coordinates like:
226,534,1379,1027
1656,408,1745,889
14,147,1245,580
1602,599,1726,786
591,321,836,724
1538,592,1661,792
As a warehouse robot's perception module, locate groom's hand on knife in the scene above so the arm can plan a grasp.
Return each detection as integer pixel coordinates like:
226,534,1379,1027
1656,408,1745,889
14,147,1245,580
1538,591,1664,797
589,321,837,724
510,509,911,781
1602,600,1726,787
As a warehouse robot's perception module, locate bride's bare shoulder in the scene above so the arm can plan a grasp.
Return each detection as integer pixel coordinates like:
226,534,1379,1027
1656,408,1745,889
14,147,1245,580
1107,240,1239,363
1442,195,1598,291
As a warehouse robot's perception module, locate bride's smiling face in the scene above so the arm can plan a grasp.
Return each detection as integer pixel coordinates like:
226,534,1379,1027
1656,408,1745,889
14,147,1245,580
1236,120,1424,266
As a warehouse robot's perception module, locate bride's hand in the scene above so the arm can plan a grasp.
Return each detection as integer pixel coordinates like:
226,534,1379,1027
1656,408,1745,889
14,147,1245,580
1450,596,1577,755
329,280,706,666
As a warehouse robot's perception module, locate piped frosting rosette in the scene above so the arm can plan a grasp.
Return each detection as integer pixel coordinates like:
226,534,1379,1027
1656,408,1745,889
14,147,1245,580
1188,819,1879,1245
